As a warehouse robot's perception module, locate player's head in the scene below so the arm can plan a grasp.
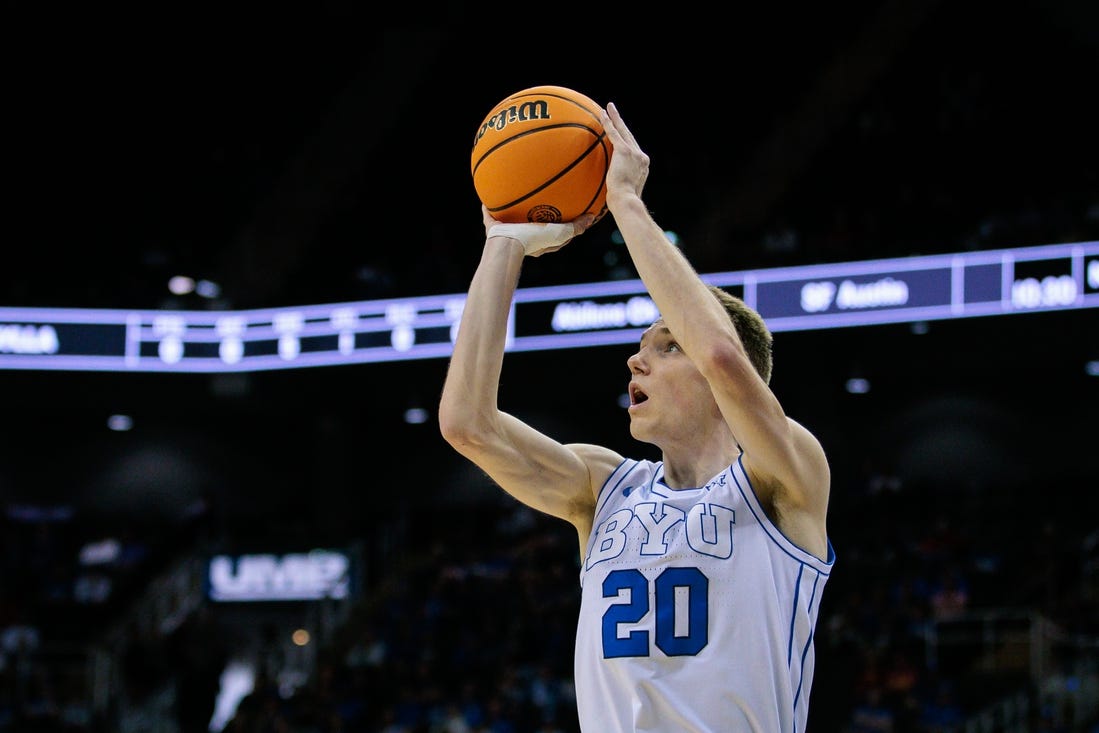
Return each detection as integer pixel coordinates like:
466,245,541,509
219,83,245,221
708,285,773,384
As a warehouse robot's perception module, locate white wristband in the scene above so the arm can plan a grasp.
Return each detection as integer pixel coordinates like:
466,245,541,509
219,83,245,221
488,222,578,256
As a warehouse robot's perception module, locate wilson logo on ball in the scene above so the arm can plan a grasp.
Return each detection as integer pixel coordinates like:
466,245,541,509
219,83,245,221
473,98,552,147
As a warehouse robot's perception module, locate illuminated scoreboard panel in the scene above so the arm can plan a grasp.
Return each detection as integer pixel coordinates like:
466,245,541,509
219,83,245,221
1,241,1096,373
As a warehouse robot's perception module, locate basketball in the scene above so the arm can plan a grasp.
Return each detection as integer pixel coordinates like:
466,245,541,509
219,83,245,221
471,85,611,224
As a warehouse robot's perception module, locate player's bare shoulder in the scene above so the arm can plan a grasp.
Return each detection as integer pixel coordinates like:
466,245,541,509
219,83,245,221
564,442,625,559
789,417,831,493
568,442,627,506
742,417,830,559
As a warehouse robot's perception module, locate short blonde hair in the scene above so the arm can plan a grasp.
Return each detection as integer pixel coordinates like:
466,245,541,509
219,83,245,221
708,285,773,384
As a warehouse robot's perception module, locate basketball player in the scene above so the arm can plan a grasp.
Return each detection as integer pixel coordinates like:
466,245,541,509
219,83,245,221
439,102,834,733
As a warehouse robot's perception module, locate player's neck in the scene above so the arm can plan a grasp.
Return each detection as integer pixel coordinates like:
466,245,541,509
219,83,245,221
660,444,741,490
657,415,739,489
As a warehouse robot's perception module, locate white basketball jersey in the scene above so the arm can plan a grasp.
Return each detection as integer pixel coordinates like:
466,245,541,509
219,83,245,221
575,456,834,733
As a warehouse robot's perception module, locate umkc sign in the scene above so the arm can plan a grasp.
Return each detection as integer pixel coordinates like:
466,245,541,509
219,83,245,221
207,550,351,602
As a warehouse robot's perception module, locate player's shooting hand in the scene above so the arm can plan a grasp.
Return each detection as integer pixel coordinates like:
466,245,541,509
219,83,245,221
483,205,595,257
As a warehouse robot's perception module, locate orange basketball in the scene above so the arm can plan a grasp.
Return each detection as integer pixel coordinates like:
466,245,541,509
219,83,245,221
471,85,611,224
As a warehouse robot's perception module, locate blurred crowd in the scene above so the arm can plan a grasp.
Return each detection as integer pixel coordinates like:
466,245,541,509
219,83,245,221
3,460,1097,732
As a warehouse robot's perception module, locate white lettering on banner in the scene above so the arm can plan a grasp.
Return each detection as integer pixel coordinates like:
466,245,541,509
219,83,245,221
153,315,186,364
208,550,350,602
1010,275,1077,309
216,316,245,364
274,312,304,361
331,308,357,355
0,324,59,354
552,296,658,332
800,282,837,313
386,303,416,352
835,277,910,309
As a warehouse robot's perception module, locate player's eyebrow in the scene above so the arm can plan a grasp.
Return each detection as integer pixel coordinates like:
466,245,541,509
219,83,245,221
639,322,671,346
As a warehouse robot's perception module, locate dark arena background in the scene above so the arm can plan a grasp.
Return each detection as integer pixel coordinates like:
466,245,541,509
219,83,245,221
3,5,1098,732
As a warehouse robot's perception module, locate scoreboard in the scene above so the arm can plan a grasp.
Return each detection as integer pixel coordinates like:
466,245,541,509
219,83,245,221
1,240,1096,374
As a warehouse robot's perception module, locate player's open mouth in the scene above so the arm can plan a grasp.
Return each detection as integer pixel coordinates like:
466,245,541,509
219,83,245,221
629,383,648,407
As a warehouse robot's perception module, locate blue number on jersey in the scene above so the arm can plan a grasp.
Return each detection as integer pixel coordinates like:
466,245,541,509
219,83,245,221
602,566,709,658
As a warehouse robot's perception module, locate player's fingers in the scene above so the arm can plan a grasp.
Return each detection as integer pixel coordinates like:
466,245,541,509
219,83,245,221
601,108,625,145
530,241,570,258
481,204,497,233
606,102,640,147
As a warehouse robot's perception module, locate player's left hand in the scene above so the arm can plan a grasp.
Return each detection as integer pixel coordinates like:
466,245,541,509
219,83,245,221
483,205,595,257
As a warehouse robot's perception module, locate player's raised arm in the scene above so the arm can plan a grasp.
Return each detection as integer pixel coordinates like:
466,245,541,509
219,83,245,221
601,102,830,558
437,208,613,541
